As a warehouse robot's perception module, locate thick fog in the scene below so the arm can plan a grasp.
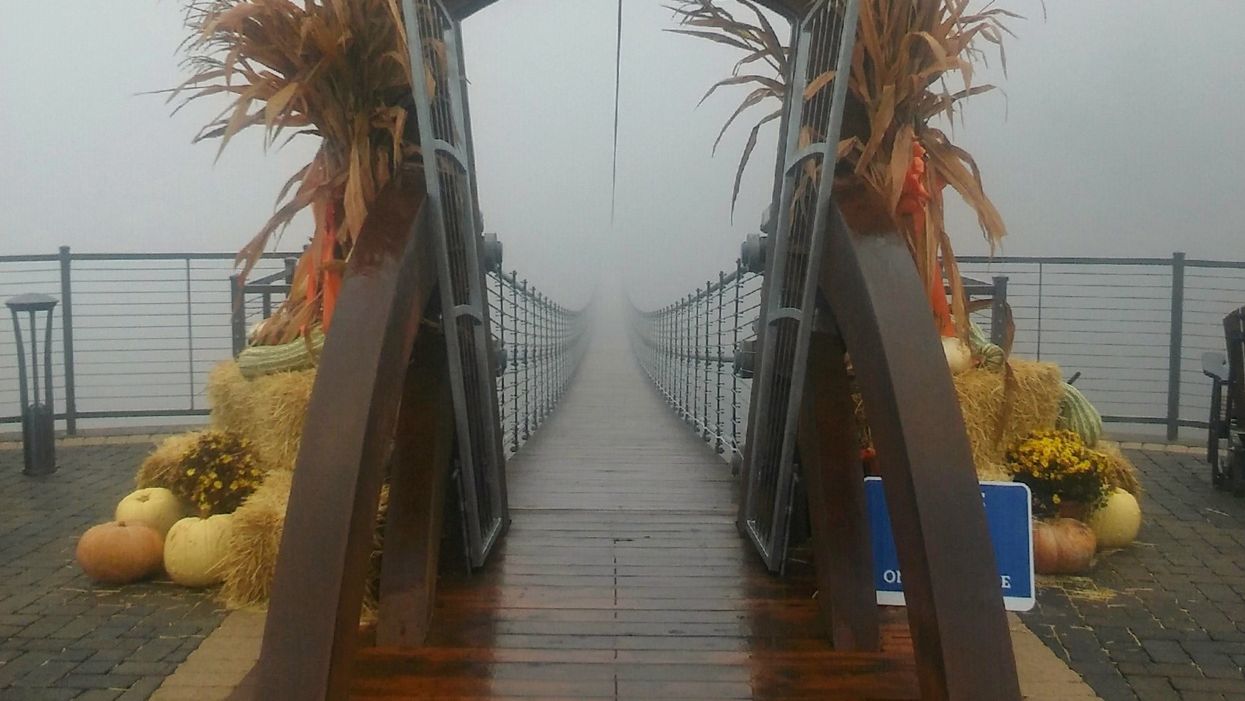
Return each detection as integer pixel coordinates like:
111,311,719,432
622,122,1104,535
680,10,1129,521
2,1,1243,311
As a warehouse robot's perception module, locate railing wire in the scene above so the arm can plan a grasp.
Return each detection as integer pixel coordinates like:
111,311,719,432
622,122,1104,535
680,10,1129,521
629,262,762,464
1,249,588,450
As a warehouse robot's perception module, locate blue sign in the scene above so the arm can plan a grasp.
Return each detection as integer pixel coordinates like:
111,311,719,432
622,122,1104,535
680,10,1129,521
865,477,1035,612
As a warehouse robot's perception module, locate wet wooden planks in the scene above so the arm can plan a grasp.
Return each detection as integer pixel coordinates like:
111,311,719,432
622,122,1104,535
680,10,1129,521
350,324,918,700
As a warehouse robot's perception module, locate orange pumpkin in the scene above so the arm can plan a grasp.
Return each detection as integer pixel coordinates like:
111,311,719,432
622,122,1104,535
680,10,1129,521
76,521,164,585
1032,518,1097,575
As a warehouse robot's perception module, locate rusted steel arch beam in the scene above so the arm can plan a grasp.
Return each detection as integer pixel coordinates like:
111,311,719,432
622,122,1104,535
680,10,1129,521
242,175,439,701
442,0,815,22
817,207,1022,700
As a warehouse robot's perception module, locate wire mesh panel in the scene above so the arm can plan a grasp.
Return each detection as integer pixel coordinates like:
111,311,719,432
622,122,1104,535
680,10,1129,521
739,0,859,572
402,0,509,568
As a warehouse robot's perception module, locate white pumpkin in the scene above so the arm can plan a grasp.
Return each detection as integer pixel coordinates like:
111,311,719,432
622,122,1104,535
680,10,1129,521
942,337,973,374
115,488,187,538
1088,488,1141,550
164,515,233,587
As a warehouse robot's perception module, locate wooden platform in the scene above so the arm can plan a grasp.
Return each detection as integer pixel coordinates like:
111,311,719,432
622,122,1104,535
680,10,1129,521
349,326,920,700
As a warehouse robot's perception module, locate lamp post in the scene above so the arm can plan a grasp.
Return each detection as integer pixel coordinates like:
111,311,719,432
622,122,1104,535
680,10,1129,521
6,293,58,475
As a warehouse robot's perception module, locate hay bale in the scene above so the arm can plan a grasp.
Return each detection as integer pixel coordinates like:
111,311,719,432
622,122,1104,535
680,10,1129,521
136,431,205,489
954,360,1064,479
217,471,390,612
1096,441,1143,497
218,470,293,609
206,361,315,471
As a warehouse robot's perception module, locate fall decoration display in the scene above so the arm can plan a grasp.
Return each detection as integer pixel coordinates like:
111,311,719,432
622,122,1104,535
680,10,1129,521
1032,518,1097,575
168,0,428,346
115,488,188,538
1008,430,1112,517
671,0,1020,344
164,515,234,588
76,521,164,585
952,360,1064,479
167,431,264,516
136,431,205,490
207,362,315,471
1088,488,1142,550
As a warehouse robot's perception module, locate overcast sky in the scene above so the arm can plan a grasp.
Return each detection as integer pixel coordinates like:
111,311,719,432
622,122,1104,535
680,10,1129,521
2,1,1243,309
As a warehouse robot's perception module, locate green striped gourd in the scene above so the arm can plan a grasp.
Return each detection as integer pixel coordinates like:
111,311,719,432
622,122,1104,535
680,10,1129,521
1057,383,1103,446
237,329,325,379
967,321,1006,372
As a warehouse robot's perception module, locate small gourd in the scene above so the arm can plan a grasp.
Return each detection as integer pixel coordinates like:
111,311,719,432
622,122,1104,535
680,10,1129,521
942,337,973,374
115,487,187,537
1088,489,1141,550
76,521,164,584
1032,518,1097,575
164,514,233,587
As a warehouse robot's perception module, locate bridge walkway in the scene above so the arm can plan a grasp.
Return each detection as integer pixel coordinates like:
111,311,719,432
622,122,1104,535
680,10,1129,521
349,324,918,700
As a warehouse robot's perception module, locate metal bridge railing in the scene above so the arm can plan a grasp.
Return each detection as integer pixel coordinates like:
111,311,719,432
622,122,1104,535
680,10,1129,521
1,249,588,446
629,263,763,466
489,270,591,458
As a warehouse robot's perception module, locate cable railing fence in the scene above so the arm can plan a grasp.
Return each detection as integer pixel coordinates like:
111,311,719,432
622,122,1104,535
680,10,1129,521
1,248,294,433
632,252,1245,448
958,254,1245,439
1,248,589,449
4,248,1241,442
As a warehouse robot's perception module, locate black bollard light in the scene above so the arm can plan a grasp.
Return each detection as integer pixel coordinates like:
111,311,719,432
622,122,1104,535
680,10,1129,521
6,293,58,476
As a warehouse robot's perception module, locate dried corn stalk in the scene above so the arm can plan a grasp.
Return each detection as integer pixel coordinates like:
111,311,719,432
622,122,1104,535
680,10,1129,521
167,0,436,344
673,0,1026,339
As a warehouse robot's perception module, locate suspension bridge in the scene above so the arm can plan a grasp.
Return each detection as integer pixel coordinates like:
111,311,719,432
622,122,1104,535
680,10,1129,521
216,0,1023,698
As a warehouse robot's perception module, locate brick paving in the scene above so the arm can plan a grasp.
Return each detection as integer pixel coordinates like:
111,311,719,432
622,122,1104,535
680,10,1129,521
4,438,1240,699
1019,447,1245,700
0,442,225,701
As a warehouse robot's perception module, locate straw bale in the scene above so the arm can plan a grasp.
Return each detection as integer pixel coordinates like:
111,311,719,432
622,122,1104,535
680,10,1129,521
135,431,205,489
218,470,293,609
1096,441,1143,497
953,360,1064,479
217,471,389,611
206,361,315,471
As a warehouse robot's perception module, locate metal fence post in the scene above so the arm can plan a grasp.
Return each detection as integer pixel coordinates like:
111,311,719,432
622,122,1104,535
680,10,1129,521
990,276,1009,347
57,246,77,435
185,258,196,410
230,274,246,357
1036,262,1044,361
1166,251,1186,441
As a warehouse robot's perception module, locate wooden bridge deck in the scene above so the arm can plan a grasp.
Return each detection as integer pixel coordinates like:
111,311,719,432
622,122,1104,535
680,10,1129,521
349,326,920,700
